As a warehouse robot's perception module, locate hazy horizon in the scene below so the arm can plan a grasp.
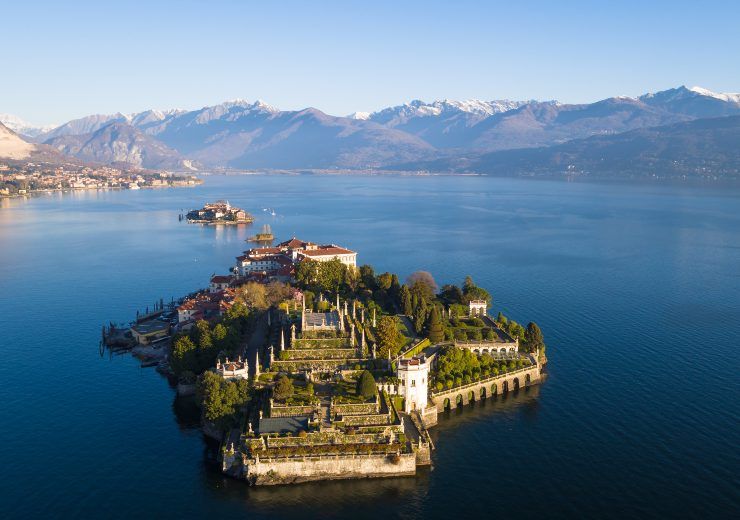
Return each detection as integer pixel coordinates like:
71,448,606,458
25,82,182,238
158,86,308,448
3,0,740,126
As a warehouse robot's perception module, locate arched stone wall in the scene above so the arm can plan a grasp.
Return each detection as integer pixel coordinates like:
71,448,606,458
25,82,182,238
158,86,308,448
431,364,540,411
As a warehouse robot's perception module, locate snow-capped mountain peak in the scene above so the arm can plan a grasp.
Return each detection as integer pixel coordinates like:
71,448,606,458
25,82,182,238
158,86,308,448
193,99,278,124
348,111,371,120
0,113,56,137
689,86,740,103
369,98,528,126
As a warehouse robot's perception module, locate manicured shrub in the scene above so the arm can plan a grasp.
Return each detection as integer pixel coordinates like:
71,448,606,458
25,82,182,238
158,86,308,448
273,375,294,401
356,370,377,399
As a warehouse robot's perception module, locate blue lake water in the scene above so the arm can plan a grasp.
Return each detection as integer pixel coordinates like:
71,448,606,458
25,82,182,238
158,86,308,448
1,174,738,518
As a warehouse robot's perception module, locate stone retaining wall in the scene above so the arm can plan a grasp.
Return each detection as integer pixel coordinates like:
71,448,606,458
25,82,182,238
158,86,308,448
239,452,417,485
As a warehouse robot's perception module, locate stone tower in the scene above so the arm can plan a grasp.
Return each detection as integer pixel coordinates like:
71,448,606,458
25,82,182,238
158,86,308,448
397,356,430,414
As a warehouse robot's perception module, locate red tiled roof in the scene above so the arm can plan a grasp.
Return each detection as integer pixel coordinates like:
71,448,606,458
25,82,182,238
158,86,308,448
249,246,282,255
300,246,355,256
277,237,313,249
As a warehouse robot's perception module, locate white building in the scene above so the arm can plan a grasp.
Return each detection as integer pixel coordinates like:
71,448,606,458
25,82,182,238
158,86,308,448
397,356,431,414
469,300,487,316
209,274,233,293
216,357,249,380
234,237,357,277
295,245,357,267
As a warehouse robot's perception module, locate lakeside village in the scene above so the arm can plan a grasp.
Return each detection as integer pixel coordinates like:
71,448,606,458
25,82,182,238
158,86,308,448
0,161,201,197
105,236,547,485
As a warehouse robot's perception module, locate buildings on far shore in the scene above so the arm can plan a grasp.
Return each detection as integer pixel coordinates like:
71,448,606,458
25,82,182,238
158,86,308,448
234,237,357,278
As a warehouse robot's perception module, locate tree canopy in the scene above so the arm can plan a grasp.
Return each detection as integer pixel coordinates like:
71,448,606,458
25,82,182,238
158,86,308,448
525,322,545,353
197,371,250,431
375,315,405,358
462,276,492,304
273,375,294,401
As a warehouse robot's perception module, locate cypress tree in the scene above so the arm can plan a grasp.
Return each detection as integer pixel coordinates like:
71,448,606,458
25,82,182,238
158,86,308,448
525,322,544,352
400,285,413,316
357,370,377,399
427,307,445,343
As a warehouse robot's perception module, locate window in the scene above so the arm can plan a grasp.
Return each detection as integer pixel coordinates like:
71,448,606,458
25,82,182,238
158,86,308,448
411,379,416,387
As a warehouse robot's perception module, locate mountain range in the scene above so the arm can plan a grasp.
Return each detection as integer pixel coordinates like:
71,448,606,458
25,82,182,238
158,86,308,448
404,116,740,180
2,85,739,178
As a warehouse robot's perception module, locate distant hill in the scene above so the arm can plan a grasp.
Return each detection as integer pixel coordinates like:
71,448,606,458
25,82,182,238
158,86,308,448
45,122,195,170
410,116,740,180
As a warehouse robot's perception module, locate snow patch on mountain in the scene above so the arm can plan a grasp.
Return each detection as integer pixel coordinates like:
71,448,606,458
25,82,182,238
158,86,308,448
368,98,528,126
0,114,56,137
192,99,278,124
348,111,371,120
689,86,740,103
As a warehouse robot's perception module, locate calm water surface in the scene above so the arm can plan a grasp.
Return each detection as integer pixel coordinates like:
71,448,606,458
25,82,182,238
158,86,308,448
1,174,738,518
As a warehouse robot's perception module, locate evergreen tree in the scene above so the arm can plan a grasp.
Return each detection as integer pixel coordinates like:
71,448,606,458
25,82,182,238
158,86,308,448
212,323,227,343
273,375,294,401
525,322,545,352
356,370,377,399
463,276,476,294
427,307,445,343
440,284,463,304
376,316,404,358
359,264,376,290
462,275,492,304
171,335,197,375
197,371,251,431
389,274,401,300
400,285,413,316
414,302,429,334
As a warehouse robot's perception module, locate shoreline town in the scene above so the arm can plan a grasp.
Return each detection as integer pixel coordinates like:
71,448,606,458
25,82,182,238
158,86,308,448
104,212,547,486
0,161,201,198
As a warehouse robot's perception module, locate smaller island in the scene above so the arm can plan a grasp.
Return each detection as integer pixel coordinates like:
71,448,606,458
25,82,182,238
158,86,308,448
186,200,254,224
248,224,275,243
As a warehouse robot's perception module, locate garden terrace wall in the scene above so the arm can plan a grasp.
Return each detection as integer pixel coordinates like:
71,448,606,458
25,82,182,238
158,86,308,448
284,349,357,360
270,403,319,418
266,432,390,448
331,400,380,416
399,338,431,360
341,413,392,426
233,451,417,485
293,338,348,348
270,359,364,372
256,442,404,459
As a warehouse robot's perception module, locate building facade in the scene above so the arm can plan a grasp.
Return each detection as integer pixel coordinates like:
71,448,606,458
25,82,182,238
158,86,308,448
397,356,431,414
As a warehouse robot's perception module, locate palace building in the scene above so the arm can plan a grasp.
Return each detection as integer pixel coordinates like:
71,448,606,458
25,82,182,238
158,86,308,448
235,237,357,277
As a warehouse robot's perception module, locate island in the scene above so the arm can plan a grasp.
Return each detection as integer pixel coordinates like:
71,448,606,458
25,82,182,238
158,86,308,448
104,236,547,485
185,200,254,224
248,224,275,243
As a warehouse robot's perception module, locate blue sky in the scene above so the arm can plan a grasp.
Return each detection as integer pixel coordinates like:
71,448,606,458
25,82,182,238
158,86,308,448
4,0,740,125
